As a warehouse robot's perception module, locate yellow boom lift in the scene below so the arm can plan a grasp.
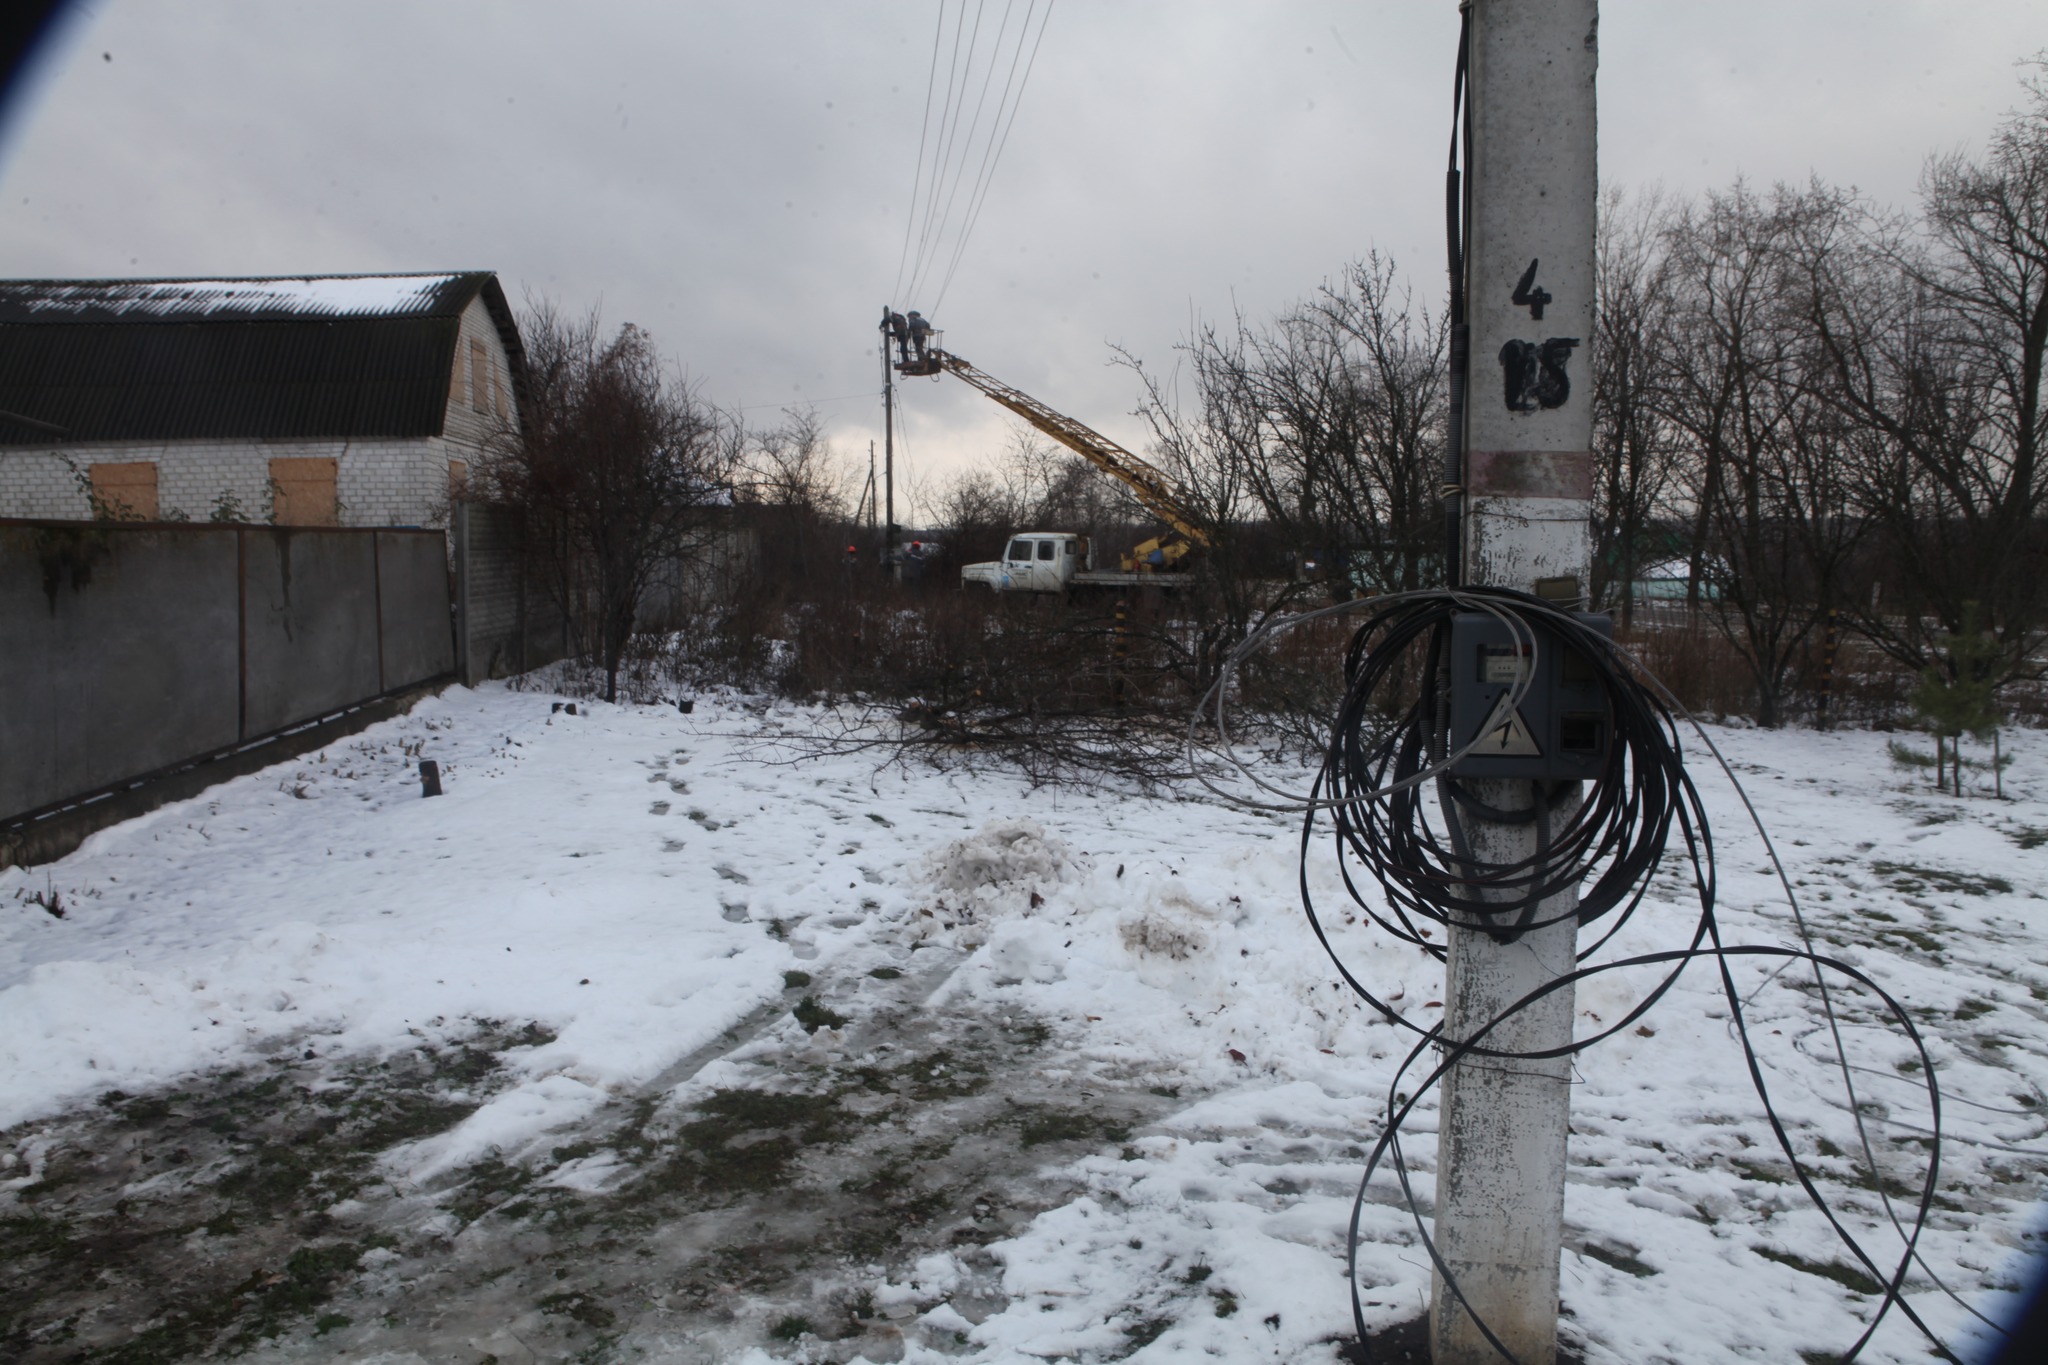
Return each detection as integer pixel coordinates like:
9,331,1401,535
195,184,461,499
902,348,1209,583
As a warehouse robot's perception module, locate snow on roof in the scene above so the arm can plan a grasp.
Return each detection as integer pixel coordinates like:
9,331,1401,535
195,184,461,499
0,273,481,322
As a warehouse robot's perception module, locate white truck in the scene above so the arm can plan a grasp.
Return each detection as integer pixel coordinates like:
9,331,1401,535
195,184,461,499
960,531,1181,593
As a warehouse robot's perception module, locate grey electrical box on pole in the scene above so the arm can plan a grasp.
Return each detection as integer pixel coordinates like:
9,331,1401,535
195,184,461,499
1448,610,1612,781
1431,3,1597,1364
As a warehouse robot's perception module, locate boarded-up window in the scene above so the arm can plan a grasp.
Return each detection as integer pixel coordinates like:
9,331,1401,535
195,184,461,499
491,362,505,418
470,338,489,412
89,461,159,520
448,459,469,498
270,457,339,526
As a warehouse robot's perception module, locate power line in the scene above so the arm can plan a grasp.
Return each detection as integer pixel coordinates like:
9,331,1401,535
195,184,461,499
890,2,949,306
907,0,1014,306
905,0,967,292
929,0,1039,308
890,0,1052,318
932,0,1053,313
729,389,879,413
908,0,978,300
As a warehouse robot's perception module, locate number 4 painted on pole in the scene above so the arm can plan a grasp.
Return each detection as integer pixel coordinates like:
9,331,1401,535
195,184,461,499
1512,259,1551,320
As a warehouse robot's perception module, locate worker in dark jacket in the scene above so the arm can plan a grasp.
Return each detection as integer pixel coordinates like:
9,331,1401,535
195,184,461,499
886,310,910,364
907,310,933,362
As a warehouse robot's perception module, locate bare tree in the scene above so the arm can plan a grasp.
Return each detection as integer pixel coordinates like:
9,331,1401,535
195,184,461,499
1660,183,1863,726
1803,71,2048,683
1172,254,1447,598
478,303,736,702
1116,338,1300,701
1300,254,1448,593
739,406,854,585
1590,187,1683,625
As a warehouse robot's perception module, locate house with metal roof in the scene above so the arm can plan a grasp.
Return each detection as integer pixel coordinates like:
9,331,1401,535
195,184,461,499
0,272,524,527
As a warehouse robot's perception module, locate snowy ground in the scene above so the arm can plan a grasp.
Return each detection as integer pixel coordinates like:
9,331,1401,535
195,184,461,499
2,683,2043,1364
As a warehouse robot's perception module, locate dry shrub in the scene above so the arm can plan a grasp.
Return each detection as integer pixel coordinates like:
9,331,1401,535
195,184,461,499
1619,612,1936,729
1617,619,1772,722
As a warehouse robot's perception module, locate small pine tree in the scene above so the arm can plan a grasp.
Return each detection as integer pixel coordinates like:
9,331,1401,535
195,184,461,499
1906,604,2003,796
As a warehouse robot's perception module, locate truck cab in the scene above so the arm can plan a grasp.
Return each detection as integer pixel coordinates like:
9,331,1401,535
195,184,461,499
960,532,1086,592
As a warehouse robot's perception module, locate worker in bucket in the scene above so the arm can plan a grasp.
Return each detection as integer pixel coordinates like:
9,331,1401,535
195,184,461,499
907,310,932,363
886,309,910,365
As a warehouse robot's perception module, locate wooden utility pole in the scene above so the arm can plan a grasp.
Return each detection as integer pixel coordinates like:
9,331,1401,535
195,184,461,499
1431,4,1598,1363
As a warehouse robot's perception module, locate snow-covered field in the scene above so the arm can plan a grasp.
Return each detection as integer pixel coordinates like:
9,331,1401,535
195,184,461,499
2,683,2043,1364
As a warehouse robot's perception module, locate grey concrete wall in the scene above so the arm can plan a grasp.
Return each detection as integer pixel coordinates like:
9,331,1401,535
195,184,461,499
454,502,518,685
638,523,759,632
0,526,241,822
377,532,456,689
241,530,382,736
2,521,455,826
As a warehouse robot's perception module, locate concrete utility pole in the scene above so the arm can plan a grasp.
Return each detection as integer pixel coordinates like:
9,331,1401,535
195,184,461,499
866,440,879,536
1431,3,1597,1364
880,309,900,578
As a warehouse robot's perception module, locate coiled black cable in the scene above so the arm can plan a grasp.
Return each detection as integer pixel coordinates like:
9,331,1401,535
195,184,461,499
1189,586,1971,1364
1324,590,1699,951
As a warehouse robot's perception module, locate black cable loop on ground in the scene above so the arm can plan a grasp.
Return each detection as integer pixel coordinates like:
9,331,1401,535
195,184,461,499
1189,586,1963,1363
1349,943,1944,1365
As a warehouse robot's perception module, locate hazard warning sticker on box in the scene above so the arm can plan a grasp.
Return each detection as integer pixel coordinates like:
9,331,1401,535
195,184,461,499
1473,692,1542,756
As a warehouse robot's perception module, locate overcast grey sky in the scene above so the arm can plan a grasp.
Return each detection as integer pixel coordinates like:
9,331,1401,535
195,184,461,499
1,2,2039,515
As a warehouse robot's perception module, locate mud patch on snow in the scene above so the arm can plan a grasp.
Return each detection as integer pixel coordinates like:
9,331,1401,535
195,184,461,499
0,966,1185,1365
0,1017,548,1363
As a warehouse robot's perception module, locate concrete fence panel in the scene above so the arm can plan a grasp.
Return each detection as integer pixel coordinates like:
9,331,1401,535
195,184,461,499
376,531,456,690
0,525,241,821
2,520,455,827
240,530,381,737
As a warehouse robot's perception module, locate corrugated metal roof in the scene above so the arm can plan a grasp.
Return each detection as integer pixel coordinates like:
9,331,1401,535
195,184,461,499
0,274,478,324
0,272,525,444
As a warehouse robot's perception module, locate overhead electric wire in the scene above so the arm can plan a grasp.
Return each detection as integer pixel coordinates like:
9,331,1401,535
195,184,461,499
907,0,1013,306
730,389,877,413
1441,8,1471,585
889,5,950,306
890,0,1052,319
931,0,1054,314
906,0,985,303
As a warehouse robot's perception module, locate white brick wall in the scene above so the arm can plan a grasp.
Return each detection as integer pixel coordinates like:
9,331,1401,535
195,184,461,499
0,449,89,519
154,443,272,523
0,437,469,527
336,438,450,528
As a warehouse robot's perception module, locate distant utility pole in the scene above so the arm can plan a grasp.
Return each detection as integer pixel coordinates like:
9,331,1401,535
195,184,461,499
867,441,878,536
879,309,900,578
1431,3,1597,1364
